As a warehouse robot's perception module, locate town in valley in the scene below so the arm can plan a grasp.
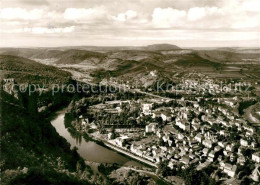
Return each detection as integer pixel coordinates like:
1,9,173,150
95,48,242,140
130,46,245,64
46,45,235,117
1,0,260,184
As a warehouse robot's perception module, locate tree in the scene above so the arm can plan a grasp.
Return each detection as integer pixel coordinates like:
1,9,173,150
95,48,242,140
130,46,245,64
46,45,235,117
158,138,164,146
157,160,169,176
156,117,163,127
241,148,253,157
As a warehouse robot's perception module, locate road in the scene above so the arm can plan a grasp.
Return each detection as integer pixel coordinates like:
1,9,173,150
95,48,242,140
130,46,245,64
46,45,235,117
244,103,260,125
100,81,174,101
122,166,174,185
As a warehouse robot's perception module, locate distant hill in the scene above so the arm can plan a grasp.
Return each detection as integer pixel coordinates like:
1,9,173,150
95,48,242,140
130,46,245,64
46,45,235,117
0,48,105,65
89,49,227,83
2,45,260,66
172,53,222,69
0,48,225,82
0,48,64,59
196,50,260,64
55,49,105,64
142,44,181,51
0,55,71,84
1,45,259,82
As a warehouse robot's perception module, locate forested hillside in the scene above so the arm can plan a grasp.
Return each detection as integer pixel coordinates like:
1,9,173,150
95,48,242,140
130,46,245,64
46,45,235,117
0,55,71,85
0,88,94,185
0,55,95,184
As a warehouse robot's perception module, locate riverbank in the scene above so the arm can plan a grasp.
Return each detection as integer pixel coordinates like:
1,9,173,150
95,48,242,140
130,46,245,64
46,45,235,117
87,133,184,185
50,108,176,184
85,132,180,184
83,132,157,168
104,140,157,168
51,111,147,166
62,106,154,168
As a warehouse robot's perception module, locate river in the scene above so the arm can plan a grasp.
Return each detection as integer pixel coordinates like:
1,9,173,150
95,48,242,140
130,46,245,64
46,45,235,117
50,107,173,185
50,108,144,167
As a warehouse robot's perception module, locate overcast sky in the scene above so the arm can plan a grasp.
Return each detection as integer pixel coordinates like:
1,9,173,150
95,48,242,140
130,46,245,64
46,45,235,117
0,0,260,47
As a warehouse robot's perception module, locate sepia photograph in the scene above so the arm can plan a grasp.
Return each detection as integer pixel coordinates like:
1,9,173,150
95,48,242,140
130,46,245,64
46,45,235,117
0,0,260,184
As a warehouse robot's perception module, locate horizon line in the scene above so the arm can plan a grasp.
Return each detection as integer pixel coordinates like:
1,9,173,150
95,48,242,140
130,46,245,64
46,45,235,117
1,44,260,49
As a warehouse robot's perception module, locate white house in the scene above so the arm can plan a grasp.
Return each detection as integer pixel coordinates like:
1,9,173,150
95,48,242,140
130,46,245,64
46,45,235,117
194,133,203,143
218,141,227,148
220,130,229,137
251,165,260,182
220,162,237,177
203,139,212,148
251,142,257,148
176,120,190,131
180,156,190,165
115,135,129,147
145,123,157,133
237,155,246,166
142,103,153,115
152,111,161,119
240,139,248,147
178,133,184,140
252,152,260,163
208,150,215,157
214,146,221,152
161,111,172,122
226,144,235,152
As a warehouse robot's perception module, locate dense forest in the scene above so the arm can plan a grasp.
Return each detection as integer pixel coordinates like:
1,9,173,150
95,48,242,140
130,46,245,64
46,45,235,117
0,81,95,184
0,55,97,184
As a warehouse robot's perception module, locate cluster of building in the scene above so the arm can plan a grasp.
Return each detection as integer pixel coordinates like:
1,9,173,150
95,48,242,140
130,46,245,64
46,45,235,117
170,74,252,96
105,95,259,182
73,73,259,183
